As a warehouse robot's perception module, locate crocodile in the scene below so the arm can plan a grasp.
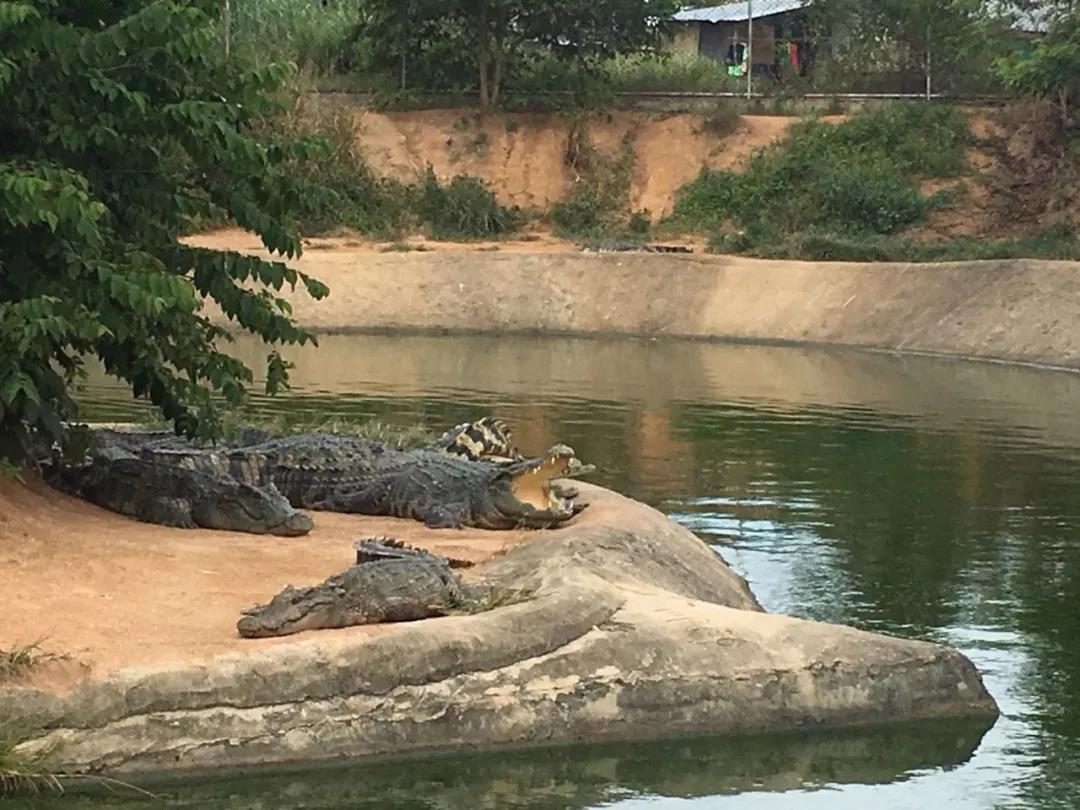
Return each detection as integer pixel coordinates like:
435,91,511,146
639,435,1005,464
51,419,589,535
310,443,586,530
237,539,469,637
53,454,314,536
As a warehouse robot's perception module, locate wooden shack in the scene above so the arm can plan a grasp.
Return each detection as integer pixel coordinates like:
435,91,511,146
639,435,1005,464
669,0,811,76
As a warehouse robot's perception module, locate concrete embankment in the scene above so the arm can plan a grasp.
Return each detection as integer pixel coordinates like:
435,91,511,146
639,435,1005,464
191,233,1080,370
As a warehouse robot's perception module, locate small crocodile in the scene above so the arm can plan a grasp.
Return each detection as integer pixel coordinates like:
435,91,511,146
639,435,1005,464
51,419,589,535
237,539,468,637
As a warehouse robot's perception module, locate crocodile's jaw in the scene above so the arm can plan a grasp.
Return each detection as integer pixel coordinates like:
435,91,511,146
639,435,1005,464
509,450,575,511
481,448,581,528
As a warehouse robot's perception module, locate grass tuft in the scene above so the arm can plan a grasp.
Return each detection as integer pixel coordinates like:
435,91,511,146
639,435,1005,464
0,642,66,682
0,729,60,795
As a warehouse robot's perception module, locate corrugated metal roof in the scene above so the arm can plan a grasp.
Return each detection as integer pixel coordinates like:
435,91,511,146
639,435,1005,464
1011,7,1052,33
672,0,810,24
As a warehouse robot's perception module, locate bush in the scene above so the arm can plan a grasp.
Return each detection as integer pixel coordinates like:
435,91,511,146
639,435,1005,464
605,52,738,93
256,111,413,238
417,168,522,239
552,186,613,238
670,103,971,244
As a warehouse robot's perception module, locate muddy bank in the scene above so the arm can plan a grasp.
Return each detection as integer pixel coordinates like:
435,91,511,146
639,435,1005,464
192,232,1080,370
1,478,995,776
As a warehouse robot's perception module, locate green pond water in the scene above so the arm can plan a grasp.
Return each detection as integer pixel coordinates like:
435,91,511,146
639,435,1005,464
19,333,1080,809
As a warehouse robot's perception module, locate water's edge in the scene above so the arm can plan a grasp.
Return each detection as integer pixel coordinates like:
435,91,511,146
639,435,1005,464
188,239,1080,370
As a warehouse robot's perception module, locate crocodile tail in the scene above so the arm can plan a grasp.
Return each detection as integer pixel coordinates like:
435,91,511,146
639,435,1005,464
433,417,519,462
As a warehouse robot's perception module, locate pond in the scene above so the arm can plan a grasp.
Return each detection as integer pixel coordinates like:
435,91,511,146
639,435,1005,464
28,333,1080,809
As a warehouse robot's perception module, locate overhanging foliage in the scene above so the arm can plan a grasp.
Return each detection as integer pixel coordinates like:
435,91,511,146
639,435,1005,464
0,0,330,459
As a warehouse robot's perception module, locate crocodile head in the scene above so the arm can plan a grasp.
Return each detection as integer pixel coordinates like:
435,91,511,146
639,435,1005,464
192,481,315,537
237,584,337,637
474,444,589,529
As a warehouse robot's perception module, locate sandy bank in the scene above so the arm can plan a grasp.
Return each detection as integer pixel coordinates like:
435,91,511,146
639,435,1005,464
1,477,995,776
192,231,1080,370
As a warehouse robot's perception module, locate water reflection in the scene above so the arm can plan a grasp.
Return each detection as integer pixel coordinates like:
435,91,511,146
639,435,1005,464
12,721,994,810
72,334,1080,809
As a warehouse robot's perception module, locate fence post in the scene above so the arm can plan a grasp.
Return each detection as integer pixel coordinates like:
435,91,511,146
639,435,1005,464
747,0,753,99
925,24,931,100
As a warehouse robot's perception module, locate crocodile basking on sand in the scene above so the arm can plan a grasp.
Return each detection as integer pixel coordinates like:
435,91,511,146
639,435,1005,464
49,418,590,536
237,538,477,637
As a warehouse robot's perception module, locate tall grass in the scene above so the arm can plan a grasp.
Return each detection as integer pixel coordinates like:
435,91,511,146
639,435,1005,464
604,52,741,93
228,0,359,75
0,643,64,795
0,730,59,795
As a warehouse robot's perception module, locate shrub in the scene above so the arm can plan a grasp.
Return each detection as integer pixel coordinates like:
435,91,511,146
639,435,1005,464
605,52,738,93
552,186,613,238
670,103,971,244
257,111,414,238
417,168,522,239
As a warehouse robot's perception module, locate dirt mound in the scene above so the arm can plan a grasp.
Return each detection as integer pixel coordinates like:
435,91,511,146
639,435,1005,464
346,108,791,218
0,475,530,685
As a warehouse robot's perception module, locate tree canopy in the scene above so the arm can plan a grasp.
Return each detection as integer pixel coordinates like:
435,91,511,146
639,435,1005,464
995,3,1080,123
0,0,329,461
355,0,679,107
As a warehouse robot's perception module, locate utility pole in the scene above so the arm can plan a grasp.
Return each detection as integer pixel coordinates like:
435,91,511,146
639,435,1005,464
223,0,231,60
747,0,753,99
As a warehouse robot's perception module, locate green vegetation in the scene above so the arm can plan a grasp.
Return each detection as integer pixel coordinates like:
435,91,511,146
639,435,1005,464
552,124,639,240
0,1,335,460
1,643,63,795
275,111,520,240
270,112,414,238
604,52,738,94
717,226,1080,262
350,0,679,108
417,168,523,239
0,727,58,795
670,103,971,250
229,0,360,75
995,5,1080,123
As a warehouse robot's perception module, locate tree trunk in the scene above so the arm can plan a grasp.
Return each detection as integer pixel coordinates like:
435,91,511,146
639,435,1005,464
491,52,504,107
477,0,491,109
478,51,490,109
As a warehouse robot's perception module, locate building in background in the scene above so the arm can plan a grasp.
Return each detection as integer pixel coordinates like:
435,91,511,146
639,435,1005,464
668,0,812,78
